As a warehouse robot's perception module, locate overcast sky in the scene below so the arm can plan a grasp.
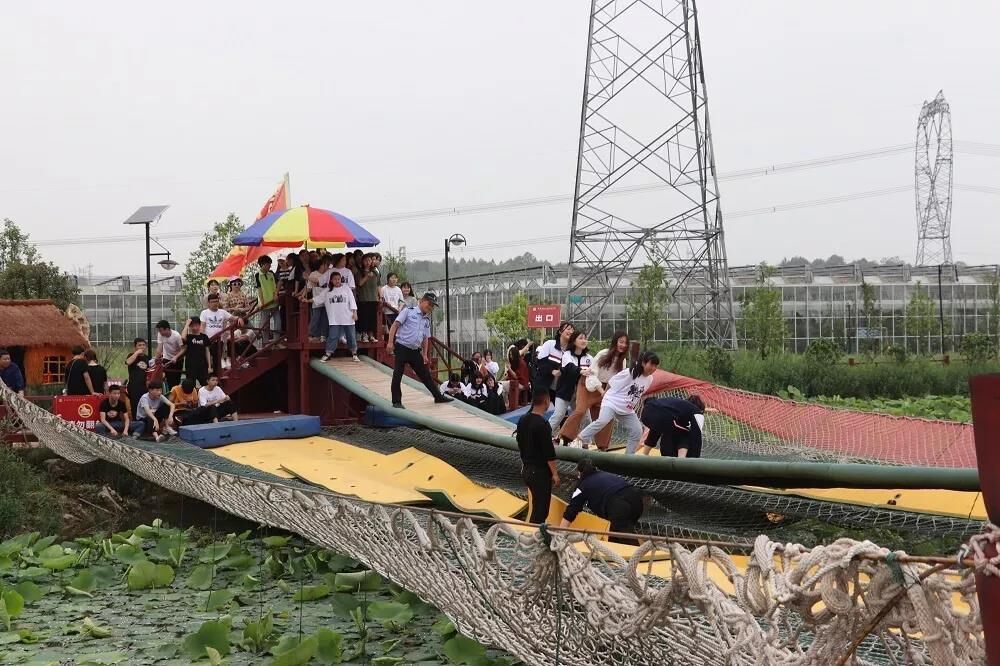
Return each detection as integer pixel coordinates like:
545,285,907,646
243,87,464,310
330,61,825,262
3,1,998,278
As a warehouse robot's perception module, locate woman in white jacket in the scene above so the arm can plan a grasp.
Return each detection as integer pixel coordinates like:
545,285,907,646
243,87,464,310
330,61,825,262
571,351,660,454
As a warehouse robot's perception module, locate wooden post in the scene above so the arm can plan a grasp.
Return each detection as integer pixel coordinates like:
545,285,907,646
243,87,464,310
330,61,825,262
970,373,1000,666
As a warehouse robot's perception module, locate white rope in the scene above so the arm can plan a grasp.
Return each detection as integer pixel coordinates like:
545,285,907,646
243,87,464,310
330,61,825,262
0,384,988,666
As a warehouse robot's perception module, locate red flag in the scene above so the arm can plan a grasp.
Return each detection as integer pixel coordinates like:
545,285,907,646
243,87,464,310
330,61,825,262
209,174,292,279
258,173,291,221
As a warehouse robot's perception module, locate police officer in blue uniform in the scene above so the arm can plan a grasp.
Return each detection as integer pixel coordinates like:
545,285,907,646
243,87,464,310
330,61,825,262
385,292,453,409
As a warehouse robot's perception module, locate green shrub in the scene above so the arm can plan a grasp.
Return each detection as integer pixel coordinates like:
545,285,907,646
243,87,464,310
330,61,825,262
0,447,61,538
804,339,841,367
960,332,998,365
702,345,734,383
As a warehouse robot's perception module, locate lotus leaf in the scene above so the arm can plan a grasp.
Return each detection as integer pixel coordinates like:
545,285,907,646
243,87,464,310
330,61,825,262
315,627,343,664
200,589,235,612
126,561,175,590
329,593,362,619
186,564,216,591
13,582,43,604
181,619,231,660
40,554,77,571
270,634,319,666
292,584,330,602
113,544,145,565
333,570,382,592
443,634,487,664
199,543,233,563
367,601,414,629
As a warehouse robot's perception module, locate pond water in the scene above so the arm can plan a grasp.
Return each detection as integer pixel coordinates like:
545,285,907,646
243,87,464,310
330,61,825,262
0,521,518,665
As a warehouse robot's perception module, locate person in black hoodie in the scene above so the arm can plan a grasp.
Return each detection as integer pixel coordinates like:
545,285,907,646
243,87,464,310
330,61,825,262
560,458,645,545
483,374,506,415
639,394,706,458
533,321,574,401
547,331,593,442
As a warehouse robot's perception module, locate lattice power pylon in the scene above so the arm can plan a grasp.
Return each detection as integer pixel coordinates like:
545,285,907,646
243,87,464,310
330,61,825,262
914,90,954,266
566,0,736,347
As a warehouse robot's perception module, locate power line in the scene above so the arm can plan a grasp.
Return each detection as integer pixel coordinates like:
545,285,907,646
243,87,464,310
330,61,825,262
33,179,1000,250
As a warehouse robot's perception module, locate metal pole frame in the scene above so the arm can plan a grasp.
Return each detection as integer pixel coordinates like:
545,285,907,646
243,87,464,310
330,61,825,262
565,0,736,346
144,222,153,345
444,238,452,351
914,91,954,266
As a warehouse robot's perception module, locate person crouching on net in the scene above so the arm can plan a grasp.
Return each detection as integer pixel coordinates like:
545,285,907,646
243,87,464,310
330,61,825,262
560,458,645,545
570,351,660,453
385,292,453,409
638,394,706,458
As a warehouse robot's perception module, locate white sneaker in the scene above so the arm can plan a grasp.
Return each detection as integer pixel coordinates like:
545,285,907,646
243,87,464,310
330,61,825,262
568,439,585,449
320,354,332,362
164,426,178,436
351,354,360,362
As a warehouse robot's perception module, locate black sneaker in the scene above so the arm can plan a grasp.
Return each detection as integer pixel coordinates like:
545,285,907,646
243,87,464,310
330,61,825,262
434,395,453,404
392,402,405,409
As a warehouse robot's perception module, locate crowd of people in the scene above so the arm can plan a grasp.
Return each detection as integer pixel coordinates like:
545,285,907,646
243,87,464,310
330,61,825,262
511,319,709,539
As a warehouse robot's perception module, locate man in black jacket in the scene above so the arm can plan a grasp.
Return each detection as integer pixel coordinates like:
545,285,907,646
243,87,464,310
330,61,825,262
639,394,706,458
559,459,644,544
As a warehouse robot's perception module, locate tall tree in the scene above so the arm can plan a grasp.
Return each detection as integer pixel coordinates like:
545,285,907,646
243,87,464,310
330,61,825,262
741,263,785,359
0,219,40,272
0,261,80,310
382,251,408,283
0,219,78,308
905,281,939,355
483,292,532,348
179,213,245,316
625,263,668,348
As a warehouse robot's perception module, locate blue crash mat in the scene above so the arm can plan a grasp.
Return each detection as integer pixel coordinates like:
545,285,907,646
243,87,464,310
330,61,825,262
179,415,322,449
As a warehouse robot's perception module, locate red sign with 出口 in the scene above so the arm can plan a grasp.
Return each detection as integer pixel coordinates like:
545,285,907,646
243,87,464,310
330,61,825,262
52,395,104,431
526,305,562,329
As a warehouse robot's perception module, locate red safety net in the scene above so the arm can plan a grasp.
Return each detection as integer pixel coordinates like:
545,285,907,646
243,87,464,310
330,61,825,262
646,371,977,469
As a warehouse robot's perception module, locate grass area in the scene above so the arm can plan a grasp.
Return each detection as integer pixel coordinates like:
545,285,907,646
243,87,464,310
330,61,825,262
0,448,61,538
805,394,972,423
0,522,518,665
92,345,135,384
653,345,998,400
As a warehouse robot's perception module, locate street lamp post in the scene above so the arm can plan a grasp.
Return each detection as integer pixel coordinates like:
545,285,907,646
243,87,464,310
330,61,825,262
443,234,467,351
123,206,178,344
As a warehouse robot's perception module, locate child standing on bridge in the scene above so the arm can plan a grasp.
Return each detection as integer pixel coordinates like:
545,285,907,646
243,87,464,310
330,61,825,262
320,271,359,363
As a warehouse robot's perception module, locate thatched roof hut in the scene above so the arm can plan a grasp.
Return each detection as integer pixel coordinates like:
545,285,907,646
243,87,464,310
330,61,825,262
0,299,90,386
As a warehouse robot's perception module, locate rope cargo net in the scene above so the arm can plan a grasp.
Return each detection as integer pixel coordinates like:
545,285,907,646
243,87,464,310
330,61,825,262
2,384,995,666
638,371,976,468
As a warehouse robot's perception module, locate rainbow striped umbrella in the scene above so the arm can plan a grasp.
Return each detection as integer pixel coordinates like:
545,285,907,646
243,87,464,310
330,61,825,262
232,205,379,248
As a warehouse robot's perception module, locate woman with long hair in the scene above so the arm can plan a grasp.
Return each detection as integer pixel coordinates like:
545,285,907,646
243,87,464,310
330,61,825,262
505,338,532,406
483,373,506,415
548,331,593,439
355,253,379,343
571,351,660,454
559,331,629,449
534,321,575,400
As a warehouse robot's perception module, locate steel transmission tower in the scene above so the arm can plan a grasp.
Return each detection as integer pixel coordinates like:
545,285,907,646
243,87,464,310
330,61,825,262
914,91,953,266
566,0,735,346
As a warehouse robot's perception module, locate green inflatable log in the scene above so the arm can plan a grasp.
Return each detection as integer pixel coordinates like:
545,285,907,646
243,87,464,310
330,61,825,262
310,358,981,492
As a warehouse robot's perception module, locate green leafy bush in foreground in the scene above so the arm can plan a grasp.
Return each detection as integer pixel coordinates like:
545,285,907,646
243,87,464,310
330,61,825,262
0,448,61,539
0,521,519,665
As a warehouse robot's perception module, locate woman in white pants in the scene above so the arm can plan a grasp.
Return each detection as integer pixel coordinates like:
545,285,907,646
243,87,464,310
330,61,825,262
548,332,593,440
572,351,660,453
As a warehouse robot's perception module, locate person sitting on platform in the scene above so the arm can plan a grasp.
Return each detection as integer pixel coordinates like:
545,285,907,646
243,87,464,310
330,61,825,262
0,349,25,396
440,373,466,399
197,374,238,423
96,384,136,438
517,390,560,524
319,270,359,363
505,339,532,407
385,292,453,410
168,379,200,426
482,350,500,377
463,374,489,410
483,373,506,415
560,458,645,545
638,394,706,458
136,383,176,443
